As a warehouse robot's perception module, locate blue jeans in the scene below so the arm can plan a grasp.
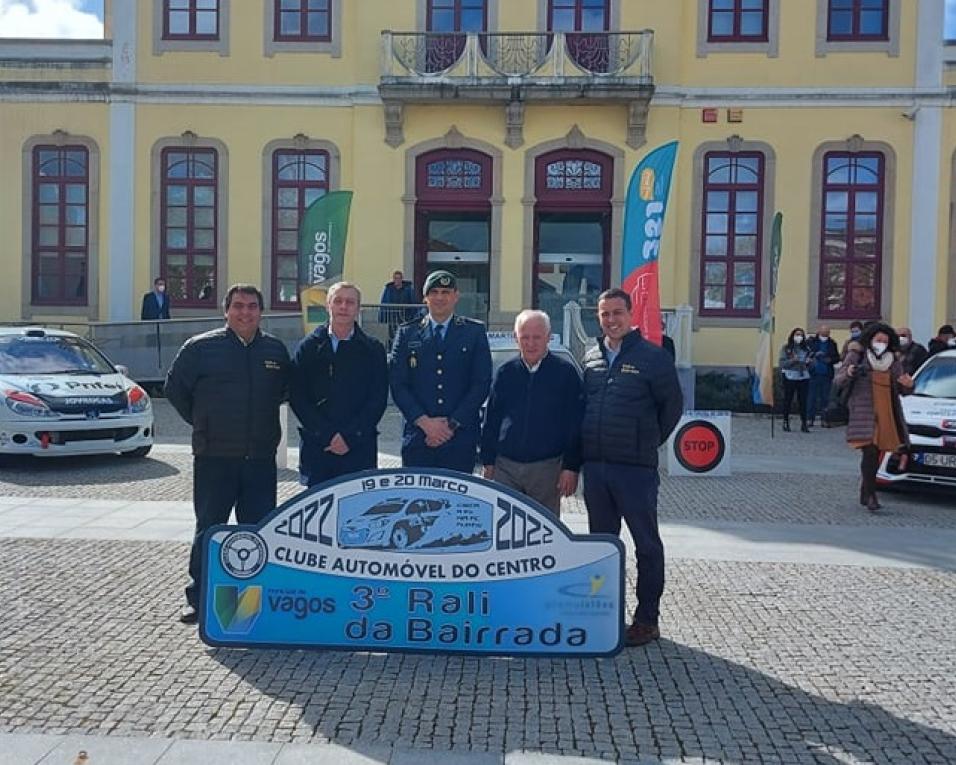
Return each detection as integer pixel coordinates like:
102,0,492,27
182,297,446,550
582,461,664,627
807,375,833,422
186,456,277,608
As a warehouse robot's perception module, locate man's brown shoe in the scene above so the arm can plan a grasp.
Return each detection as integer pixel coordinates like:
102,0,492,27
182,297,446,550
624,622,660,647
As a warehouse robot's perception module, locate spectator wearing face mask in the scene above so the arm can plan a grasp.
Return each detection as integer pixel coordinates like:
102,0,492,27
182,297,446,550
806,325,839,427
841,320,864,359
778,327,812,433
834,323,913,513
896,327,928,376
927,324,956,358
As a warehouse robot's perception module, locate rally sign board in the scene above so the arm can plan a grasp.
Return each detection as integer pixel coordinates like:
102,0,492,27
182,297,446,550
200,470,624,656
667,411,732,477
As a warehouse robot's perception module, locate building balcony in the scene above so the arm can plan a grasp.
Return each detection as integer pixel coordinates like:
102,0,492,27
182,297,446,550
378,30,654,149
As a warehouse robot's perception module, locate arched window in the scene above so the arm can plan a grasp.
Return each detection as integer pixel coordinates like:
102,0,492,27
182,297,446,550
31,145,90,305
415,149,493,320
533,149,613,334
698,151,765,317
818,152,884,318
160,147,219,308
270,149,329,308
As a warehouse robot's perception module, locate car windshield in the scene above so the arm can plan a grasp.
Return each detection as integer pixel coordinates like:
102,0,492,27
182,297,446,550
912,357,956,399
0,335,115,375
362,502,404,516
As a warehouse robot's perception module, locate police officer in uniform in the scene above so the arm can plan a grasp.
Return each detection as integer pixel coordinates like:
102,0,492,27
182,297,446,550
389,270,492,473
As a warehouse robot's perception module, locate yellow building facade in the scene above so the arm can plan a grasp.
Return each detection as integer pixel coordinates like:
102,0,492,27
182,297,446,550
1,0,953,370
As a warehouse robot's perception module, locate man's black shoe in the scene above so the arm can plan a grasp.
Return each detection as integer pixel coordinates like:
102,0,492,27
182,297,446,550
624,622,660,647
179,605,198,624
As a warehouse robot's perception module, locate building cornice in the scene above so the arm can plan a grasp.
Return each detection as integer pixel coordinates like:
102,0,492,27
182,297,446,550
2,80,955,108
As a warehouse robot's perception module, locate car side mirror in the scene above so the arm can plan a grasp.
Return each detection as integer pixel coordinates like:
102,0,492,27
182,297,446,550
115,364,130,376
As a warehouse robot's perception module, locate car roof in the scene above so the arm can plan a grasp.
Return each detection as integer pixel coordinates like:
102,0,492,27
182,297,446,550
0,326,80,340
928,349,956,361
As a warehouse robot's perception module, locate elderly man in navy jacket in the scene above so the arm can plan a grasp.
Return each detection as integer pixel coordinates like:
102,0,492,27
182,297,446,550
581,288,683,648
480,309,582,515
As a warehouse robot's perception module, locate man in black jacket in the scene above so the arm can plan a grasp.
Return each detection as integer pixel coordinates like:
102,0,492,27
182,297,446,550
480,309,582,515
581,288,683,647
165,284,290,624
290,282,387,486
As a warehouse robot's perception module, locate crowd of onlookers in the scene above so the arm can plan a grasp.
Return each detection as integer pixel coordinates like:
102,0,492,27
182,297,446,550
779,321,954,513
778,321,955,430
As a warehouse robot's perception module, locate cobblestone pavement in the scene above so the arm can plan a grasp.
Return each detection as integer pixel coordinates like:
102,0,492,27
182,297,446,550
1,402,955,763
1,538,954,764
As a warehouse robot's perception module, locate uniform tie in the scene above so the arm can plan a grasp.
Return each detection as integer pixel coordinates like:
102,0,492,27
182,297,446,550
435,323,445,343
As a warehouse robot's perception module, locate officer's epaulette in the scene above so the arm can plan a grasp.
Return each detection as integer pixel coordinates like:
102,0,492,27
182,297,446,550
454,315,481,326
397,316,423,328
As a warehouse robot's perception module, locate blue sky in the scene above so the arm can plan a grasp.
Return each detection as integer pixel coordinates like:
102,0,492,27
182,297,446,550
0,0,104,38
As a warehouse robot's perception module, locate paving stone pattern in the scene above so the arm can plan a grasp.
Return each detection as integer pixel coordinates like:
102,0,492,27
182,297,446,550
0,538,954,763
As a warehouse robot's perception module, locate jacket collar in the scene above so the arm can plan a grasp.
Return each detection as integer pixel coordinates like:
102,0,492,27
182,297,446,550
598,328,642,357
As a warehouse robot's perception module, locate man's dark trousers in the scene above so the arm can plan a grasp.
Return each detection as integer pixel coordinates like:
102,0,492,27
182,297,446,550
402,432,477,474
582,460,663,626
807,374,832,423
186,456,277,608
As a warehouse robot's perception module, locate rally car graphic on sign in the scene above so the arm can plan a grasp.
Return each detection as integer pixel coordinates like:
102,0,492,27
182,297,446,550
338,494,492,552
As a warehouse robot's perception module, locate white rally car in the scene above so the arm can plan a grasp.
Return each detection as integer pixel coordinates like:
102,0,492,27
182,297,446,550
0,327,153,459
878,349,956,489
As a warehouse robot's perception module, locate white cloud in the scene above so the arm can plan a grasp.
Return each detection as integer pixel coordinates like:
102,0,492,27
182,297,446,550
0,0,103,39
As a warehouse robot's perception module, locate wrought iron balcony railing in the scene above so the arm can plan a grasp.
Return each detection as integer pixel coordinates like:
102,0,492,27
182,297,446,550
381,30,653,80
378,30,654,150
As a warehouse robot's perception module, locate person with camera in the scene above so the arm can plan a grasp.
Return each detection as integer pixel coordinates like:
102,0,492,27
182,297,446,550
835,322,913,513
778,327,812,432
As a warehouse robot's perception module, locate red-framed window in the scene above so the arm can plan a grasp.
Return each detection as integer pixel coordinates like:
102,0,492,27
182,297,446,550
163,0,219,40
161,148,218,308
31,146,89,305
536,152,611,201
548,0,610,32
533,149,612,337
819,152,884,319
427,0,487,32
827,0,888,41
699,152,764,317
271,150,329,309
418,150,492,203
274,0,331,42
707,0,769,42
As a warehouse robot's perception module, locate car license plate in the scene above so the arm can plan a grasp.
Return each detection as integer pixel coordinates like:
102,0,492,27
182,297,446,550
922,453,956,468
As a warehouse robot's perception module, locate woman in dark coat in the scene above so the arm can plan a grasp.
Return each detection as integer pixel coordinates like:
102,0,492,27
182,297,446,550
834,322,913,512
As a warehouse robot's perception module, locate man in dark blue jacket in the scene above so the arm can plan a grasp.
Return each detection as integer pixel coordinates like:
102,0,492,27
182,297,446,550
290,282,388,486
480,309,582,515
379,270,418,343
140,277,170,320
165,284,290,625
581,288,683,647
389,270,491,473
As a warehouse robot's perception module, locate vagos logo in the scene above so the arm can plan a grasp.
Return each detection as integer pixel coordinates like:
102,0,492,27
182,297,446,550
311,226,333,284
674,419,725,474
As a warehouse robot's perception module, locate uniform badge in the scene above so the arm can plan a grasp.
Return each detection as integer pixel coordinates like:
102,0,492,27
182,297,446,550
410,355,417,369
